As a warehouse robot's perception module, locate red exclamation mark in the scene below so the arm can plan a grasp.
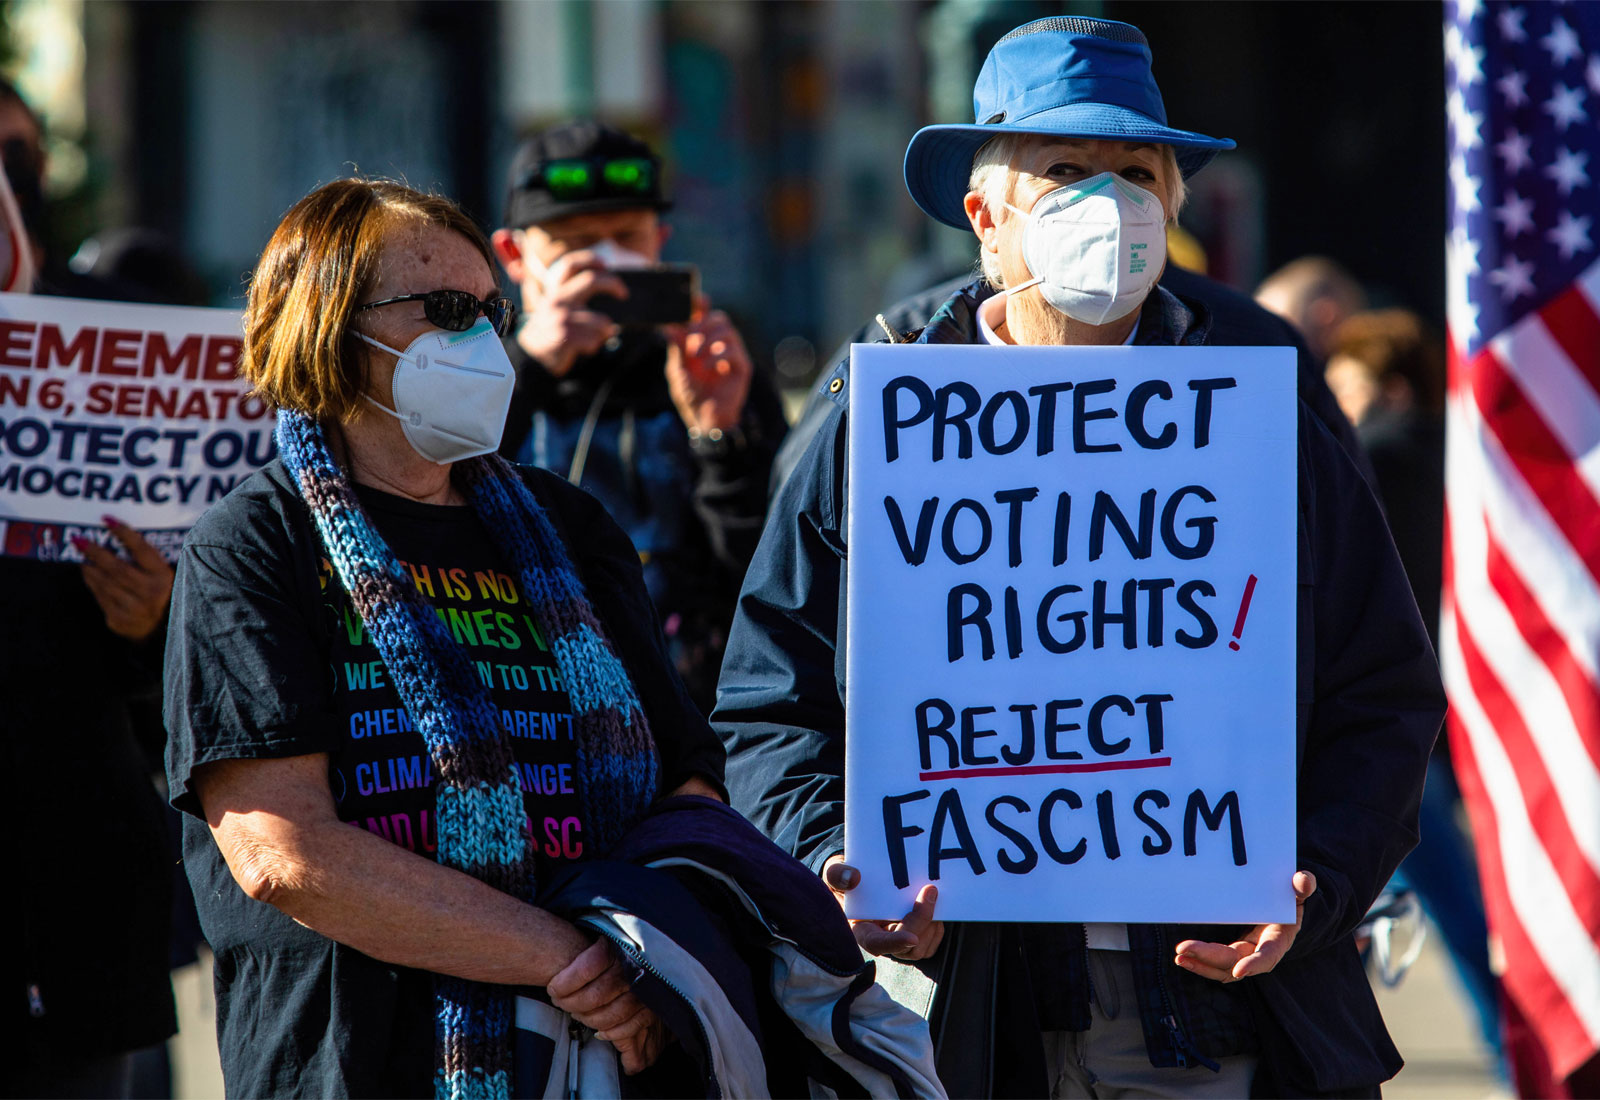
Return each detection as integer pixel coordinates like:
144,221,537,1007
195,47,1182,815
1229,574,1258,651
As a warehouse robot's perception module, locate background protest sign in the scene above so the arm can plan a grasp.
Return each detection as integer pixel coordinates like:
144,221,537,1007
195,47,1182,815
844,343,1298,924
0,292,268,562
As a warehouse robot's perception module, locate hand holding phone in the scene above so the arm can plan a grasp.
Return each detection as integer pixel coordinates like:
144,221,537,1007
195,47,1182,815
518,250,629,376
663,303,753,437
589,265,698,327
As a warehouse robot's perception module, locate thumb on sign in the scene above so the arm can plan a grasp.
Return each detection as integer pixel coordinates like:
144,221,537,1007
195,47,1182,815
823,854,946,961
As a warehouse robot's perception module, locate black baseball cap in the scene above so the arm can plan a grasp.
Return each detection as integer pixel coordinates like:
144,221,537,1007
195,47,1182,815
502,120,672,228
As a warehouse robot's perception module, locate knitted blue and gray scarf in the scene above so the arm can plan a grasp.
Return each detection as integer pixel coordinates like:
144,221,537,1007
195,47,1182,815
276,409,659,1100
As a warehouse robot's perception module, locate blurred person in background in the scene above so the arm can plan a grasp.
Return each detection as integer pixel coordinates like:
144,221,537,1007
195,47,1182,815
4,78,179,1100
1255,255,1368,364
164,178,729,1097
68,227,213,309
0,76,45,277
1328,310,1505,1076
491,121,786,712
716,16,1443,1098
1326,309,1445,635
66,225,215,1100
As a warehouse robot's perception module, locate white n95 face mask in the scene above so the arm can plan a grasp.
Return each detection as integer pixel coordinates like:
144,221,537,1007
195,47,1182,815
1005,172,1167,326
356,318,516,465
525,238,654,294
586,238,653,271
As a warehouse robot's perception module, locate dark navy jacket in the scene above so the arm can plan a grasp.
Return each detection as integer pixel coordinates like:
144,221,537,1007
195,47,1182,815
714,280,1446,1096
531,796,945,1099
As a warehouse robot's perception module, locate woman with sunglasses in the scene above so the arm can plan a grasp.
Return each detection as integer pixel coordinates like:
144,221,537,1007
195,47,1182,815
163,179,727,1098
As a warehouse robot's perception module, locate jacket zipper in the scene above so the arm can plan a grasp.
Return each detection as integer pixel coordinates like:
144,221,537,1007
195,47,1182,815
588,924,722,1099
1077,926,1097,1085
566,1020,582,1099
1153,929,1220,1073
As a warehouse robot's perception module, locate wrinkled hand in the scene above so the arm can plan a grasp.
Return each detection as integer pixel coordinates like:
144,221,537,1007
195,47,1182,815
663,304,752,434
518,250,625,377
1174,870,1317,982
823,855,945,962
547,937,667,1074
74,519,174,642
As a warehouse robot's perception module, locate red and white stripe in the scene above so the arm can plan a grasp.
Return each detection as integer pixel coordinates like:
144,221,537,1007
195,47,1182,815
1444,258,1600,1077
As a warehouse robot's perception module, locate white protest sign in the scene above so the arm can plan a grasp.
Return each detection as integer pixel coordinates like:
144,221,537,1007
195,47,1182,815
0,293,269,562
844,343,1298,924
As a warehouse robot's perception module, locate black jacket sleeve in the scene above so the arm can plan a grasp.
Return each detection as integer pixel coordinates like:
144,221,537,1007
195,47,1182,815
712,405,850,874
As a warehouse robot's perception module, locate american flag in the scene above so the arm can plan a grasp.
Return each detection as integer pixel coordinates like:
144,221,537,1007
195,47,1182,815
1443,0,1600,1082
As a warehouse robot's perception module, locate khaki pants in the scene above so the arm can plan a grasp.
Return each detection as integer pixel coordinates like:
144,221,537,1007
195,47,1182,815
1043,950,1257,1099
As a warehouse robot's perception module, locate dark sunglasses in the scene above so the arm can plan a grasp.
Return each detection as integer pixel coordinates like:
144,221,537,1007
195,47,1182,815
523,157,657,201
358,290,517,337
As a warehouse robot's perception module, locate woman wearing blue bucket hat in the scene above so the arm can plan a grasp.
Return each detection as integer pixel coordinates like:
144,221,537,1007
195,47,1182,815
716,15,1442,1099
902,16,1233,235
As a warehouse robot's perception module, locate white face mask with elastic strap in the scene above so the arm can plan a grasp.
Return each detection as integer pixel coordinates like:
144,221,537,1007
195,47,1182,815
1004,172,1167,327
356,318,516,465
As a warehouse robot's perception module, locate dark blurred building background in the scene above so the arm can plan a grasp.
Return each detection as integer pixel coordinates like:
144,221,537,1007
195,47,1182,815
9,0,1445,394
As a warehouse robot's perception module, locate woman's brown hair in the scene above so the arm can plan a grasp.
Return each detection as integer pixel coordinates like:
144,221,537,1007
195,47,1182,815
1331,308,1446,415
242,178,495,420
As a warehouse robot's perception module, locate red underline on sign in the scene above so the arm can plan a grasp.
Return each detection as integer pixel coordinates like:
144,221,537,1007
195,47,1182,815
918,757,1173,782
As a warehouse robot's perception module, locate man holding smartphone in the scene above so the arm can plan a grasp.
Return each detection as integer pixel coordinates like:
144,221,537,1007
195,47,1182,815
492,121,784,711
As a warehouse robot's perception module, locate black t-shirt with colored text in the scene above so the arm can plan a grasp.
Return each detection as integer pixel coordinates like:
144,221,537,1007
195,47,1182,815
321,486,586,878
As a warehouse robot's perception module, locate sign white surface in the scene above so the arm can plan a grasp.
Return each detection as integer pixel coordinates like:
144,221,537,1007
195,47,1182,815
0,293,265,561
844,343,1298,924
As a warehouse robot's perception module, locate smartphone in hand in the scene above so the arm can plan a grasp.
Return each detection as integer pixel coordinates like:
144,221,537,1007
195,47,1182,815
590,265,697,327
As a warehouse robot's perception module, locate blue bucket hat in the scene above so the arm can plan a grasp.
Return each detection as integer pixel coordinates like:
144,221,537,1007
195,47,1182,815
904,16,1235,230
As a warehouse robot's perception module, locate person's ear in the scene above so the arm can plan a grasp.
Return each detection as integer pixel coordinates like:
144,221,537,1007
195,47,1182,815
490,229,528,284
965,191,1002,258
656,222,672,252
